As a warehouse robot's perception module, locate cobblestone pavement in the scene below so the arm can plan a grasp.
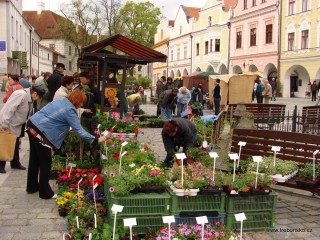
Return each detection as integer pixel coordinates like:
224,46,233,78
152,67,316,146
0,91,319,239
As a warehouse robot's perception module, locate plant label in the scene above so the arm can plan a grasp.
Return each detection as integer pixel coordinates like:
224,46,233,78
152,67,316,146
209,152,218,158
123,218,137,227
102,130,109,136
68,163,76,168
101,154,108,160
196,216,208,224
252,156,263,162
121,141,128,147
97,124,101,129
202,140,208,148
93,183,98,190
238,141,246,146
235,213,247,222
76,216,80,229
313,150,319,155
271,146,281,152
121,151,127,157
162,215,175,224
175,153,186,160
111,204,124,213
88,233,92,240
228,153,239,161
63,233,71,240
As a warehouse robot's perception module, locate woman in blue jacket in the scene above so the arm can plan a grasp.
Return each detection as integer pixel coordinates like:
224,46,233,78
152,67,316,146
26,90,106,199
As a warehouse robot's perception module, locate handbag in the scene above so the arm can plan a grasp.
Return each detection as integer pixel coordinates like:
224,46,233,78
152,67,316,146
181,105,192,118
0,132,17,161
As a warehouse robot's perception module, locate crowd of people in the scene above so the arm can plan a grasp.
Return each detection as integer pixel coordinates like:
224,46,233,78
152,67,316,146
0,63,107,200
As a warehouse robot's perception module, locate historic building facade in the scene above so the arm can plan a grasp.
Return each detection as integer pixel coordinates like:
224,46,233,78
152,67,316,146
280,0,320,97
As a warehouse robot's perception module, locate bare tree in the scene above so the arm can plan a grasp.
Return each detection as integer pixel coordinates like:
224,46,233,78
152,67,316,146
53,0,103,55
99,0,123,37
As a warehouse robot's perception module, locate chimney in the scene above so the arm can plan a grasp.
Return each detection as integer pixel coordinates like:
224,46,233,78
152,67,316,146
37,1,45,15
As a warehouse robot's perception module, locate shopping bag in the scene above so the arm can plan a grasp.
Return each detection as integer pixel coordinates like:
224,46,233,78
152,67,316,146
181,105,192,118
0,132,17,161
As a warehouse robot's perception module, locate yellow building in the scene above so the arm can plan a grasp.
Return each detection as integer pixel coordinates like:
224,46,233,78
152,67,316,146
280,0,320,98
192,0,230,73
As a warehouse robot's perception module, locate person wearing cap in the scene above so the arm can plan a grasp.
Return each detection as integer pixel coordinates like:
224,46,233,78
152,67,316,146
25,90,106,199
0,84,45,173
3,74,23,103
47,62,65,102
73,72,100,133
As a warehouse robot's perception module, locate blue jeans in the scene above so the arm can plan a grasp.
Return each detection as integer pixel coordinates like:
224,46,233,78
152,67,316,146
177,102,186,117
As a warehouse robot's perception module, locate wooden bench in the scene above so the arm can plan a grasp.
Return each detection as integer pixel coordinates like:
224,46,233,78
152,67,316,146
301,105,320,133
226,104,286,128
231,128,320,193
211,106,228,146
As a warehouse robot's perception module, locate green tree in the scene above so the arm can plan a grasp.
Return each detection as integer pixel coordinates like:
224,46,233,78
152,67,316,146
119,1,161,47
134,77,152,89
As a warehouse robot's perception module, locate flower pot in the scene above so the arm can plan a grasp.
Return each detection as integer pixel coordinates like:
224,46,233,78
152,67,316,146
174,188,186,196
58,208,68,217
176,159,182,166
295,177,320,187
185,188,199,196
187,158,194,165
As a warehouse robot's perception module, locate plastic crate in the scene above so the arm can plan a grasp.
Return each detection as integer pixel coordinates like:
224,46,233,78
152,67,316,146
226,191,277,213
169,189,225,214
173,211,225,226
225,211,275,231
108,215,165,234
106,188,171,217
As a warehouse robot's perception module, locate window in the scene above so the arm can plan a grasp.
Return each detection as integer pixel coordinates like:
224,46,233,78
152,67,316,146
69,61,72,71
161,29,163,39
196,43,200,56
236,31,242,48
253,0,257,6
215,39,220,52
266,24,273,44
288,32,294,51
262,0,266,3
210,39,213,52
250,28,257,46
47,53,50,60
49,44,55,51
171,49,173,61
205,41,209,54
184,46,187,59
177,47,180,60
180,25,182,35
288,0,295,15
301,30,308,49
69,46,71,55
244,0,248,9
208,16,212,27
302,0,308,12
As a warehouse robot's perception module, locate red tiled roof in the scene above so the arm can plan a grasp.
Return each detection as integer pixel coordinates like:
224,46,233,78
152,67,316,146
182,6,200,20
23,10,65,39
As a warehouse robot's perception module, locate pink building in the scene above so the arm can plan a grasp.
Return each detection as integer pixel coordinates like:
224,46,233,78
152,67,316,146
229,0,280,82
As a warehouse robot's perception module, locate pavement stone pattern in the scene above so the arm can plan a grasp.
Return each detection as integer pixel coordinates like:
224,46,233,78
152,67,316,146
0,91,319,239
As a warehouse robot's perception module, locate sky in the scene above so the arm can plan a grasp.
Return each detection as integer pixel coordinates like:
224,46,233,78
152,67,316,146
22,0,208,20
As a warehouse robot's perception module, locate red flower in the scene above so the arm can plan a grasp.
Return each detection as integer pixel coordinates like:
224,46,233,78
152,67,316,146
109,129,115,133
112,153,120,159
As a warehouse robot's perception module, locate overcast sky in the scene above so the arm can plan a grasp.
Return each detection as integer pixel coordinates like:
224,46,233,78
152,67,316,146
23,0,208,20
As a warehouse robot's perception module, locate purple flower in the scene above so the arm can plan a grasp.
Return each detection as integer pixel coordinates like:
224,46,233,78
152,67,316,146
111,144,116,149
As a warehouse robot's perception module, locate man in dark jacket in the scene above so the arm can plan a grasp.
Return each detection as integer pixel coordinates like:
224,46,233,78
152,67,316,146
47,63,65,101
156,76,166,116
212,78,221,115
158,87,178,121
161,118,197,168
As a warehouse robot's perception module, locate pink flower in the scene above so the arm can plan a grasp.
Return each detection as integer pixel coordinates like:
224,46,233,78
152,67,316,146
250,181,255,186
134,117,139,121
121,118,127,123
109,187,114,192
111,144,115,149
219,232,225,237
214,231,220,237
150,170,158,177
94,129,100,135
111,112,120,120
110,172,115,177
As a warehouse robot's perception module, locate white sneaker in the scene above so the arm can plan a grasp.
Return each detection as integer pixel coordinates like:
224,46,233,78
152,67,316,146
51,194,57,199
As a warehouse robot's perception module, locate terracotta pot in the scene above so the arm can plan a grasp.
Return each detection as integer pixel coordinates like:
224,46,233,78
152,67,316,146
176,159,182,166
187,158,194,165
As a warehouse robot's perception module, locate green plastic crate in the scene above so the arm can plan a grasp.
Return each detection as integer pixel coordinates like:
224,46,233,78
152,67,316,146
174,212,225,226
106,189,171,217
108,215,165,234
168,189,226,214
226,191,277,213
225,211,275,231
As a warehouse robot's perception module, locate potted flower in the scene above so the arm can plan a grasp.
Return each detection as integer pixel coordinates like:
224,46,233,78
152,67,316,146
296,163,320,187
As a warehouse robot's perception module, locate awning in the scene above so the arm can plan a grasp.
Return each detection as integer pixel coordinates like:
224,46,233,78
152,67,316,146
197,71,220,77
